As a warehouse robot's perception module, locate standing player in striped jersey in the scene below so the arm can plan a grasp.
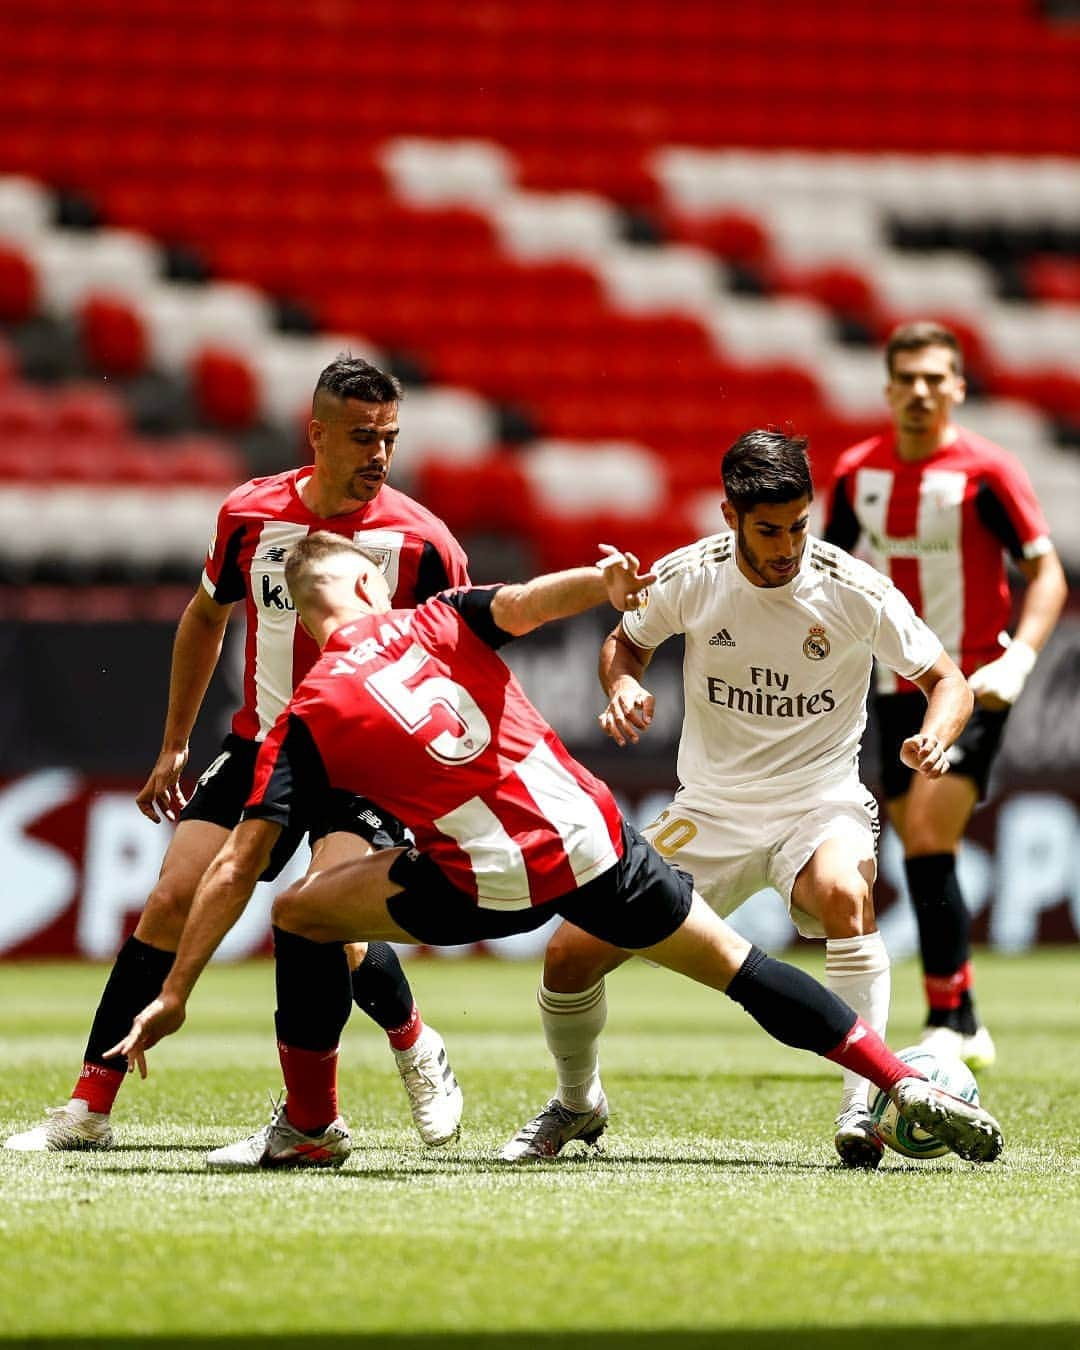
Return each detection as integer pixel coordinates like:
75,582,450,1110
500,429,975,1171
826,322,1067,1071
5,356,467,1156
108,532,1003,1170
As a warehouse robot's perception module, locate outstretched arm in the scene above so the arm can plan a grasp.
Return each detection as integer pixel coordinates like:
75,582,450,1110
106,818,280,1072
490,545,655,637
136,587,234,823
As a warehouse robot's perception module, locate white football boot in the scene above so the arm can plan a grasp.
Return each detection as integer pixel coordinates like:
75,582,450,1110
500,1095,609,1163
833,1104,885,1170
206,1102,351,1170
890,1076,1003,1162
919,1023,997,1072
393,1026,463,1146
4,1100,114,1152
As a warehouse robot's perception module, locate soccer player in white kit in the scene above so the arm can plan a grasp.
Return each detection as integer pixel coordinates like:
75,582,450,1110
501,429,975,1170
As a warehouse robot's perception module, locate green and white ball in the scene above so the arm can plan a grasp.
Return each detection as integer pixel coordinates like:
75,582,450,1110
870,1045,980,1159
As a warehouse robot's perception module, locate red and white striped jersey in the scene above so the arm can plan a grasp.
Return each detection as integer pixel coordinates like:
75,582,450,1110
248,590,623,910
202,469,469,739
826,428,1052,692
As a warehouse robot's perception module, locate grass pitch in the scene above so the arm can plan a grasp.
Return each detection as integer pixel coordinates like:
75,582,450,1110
1,951,1078,1349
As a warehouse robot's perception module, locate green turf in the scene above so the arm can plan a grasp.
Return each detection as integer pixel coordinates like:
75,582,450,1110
1,952,1077,1348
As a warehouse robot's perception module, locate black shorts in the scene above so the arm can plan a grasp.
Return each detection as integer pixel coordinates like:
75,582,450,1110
874,692,1010,802
180,733,409,882
386,821,694,949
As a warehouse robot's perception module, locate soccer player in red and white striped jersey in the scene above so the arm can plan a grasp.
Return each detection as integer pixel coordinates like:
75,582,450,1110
109,533,1004,1169
826,322,1067,1069
4,357,468,1156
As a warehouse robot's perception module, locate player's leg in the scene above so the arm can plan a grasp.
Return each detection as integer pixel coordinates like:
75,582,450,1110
877,693,999,1070
206,848,409,1170
206,921,355,1170
500,922,630,1163
641,893,1002,1163
316,798,464,1144
213,840,460,1164
503,803,746,1163
895,770,995,1067
785,808,889,1168
4,819,227,1152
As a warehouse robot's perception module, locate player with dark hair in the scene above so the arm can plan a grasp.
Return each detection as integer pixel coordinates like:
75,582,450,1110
499,428,974,1170
5,355,466,1154
826,322,1067,1070
110,532,1002,1171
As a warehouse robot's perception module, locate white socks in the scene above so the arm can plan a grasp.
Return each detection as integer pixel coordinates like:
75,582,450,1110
825,931,891,1115
538,979,607,1112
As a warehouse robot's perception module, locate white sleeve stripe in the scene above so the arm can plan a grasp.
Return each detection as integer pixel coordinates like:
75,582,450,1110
201,569,216,598
620,615,659,649
900,643,944,682
1022,536,1052,560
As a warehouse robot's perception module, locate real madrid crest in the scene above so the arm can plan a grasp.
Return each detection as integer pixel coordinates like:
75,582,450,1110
803,623,830,660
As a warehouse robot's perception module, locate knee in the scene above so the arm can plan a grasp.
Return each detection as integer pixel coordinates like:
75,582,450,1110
136,877,195,946
817,878,873,937
543,928,609,993
901,807,957,857
272,884,318,940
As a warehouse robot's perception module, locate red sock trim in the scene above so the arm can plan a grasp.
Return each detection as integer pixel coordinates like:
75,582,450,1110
278,1041,340,1134
72,1062,126,1115
824,1018,927,1096
924,961,973,1011
385,1002,423,1051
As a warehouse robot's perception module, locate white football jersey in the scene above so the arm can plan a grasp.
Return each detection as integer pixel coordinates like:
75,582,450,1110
621,532,942,804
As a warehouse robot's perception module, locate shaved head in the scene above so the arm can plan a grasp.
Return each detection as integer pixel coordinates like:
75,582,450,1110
286,533,389,621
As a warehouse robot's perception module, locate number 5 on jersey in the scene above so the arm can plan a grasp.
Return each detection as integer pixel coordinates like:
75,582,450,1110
366,644,492,766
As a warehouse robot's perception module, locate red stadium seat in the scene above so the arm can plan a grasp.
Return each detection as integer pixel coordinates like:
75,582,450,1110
191,349,260,431
80,295,149,377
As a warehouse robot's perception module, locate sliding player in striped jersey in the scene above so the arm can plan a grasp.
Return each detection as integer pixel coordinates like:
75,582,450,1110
501,429,974,1171
5,357,467,1156
827,322,1067,1071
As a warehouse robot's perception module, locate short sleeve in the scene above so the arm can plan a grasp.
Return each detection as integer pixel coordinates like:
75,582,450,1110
974,453,1053,562
620,573,682,651
415,535,471,602
201,495,248,605
873,584,943,682
436,586,513,648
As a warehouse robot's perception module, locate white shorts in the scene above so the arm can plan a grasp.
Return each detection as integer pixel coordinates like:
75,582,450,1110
641,779,879,939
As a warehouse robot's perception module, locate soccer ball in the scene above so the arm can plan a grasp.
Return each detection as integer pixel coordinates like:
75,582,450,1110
869,1045,980,1159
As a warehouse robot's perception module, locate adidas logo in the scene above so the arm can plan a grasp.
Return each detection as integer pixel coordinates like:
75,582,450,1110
708,628,736,647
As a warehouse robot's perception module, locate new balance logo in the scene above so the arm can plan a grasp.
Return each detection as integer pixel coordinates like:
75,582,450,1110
708,628,736,647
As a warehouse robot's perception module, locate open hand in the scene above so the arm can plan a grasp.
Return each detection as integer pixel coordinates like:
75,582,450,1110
596,545,657,613
104,994,187,1077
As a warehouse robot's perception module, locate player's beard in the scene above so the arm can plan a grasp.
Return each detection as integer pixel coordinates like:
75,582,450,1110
348,469,386,502
737,524,802,588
